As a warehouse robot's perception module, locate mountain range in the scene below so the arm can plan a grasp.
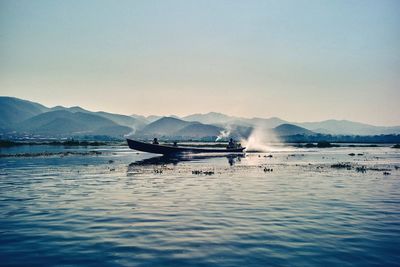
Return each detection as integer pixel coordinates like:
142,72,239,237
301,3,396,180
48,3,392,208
1,96,399,140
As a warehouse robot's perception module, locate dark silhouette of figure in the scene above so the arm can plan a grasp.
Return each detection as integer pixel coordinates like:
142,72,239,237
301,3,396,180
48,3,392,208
173,141,178,147
153,138,159,145
228,138,235,149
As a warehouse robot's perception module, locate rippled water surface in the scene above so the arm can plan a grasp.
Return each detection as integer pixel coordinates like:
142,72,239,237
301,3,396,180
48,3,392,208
1,145,400,266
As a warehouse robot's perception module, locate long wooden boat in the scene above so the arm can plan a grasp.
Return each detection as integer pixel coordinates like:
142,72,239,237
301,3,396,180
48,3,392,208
127,139,245,155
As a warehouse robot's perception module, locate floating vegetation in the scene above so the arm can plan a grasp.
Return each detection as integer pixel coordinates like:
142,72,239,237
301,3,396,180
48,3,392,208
331,163,352,169
368,167,391,172
192,170,214,175
356,166,367,173
330,162,393,173
154,169,163,174
263,167,273,172
288,154,304,157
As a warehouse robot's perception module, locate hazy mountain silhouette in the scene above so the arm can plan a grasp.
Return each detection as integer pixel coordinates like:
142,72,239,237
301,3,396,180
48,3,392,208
94,111,146,130
175,123,223,138
0,97,49,127
51,105,87,113
51,105,146,130
273,124,315,136
138,117,192,136
135,117,223,138
183,112,287,128
296,120,400,135
130,114,150,125
240,117,288,129
14,110,131,136
1,96,399,139
0,97,147,137
180,111,400,136
183,112,236,124
145,115,163,123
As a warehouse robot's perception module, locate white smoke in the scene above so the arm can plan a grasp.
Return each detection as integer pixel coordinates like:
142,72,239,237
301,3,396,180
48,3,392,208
124,127,136,138
215,129,231,142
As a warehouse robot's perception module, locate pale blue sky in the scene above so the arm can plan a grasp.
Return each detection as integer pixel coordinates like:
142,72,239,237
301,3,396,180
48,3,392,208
1,0,399,125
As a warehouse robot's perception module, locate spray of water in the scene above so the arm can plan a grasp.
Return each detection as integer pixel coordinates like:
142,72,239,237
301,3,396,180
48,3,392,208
241,125,280,152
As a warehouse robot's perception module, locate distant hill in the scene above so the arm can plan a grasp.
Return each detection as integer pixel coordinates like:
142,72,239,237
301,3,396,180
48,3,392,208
182,112,400,136
296,120,400,135
138,117,191,136
51,106,146,131
273,124,315,136
130,114,150,126
182,112,287,129
95,111,146,130
145,115,163,123
51,105,87,113
0,96,144,137
239,117,288,129
95,125,133,136
15,110,131,137
183,112,236,124
137,117,224,139
175,123,223,138
0,97,49,127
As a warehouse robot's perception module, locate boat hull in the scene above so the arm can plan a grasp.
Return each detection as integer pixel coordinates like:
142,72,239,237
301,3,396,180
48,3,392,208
127,139,245,155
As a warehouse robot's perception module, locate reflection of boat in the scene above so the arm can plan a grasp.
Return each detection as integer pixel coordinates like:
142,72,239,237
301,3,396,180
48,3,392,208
129,155,189,166
128,153,244,167
127,139,245,155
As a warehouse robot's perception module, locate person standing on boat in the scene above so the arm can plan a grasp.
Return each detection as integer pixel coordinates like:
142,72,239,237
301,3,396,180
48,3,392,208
153,138,159,145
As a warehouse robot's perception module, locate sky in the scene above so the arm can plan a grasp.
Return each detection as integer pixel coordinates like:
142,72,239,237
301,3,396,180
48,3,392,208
0,0,399,126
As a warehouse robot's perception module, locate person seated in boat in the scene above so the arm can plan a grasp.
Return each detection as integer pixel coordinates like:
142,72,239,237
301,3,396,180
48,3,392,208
227,138,235,149
152,138,159,145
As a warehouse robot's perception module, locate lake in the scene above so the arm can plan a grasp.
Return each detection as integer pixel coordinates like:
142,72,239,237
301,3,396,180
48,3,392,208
1,145,399,266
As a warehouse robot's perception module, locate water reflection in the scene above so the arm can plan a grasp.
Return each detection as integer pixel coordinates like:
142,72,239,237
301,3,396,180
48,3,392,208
227,154,243,166
128,153,244,167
